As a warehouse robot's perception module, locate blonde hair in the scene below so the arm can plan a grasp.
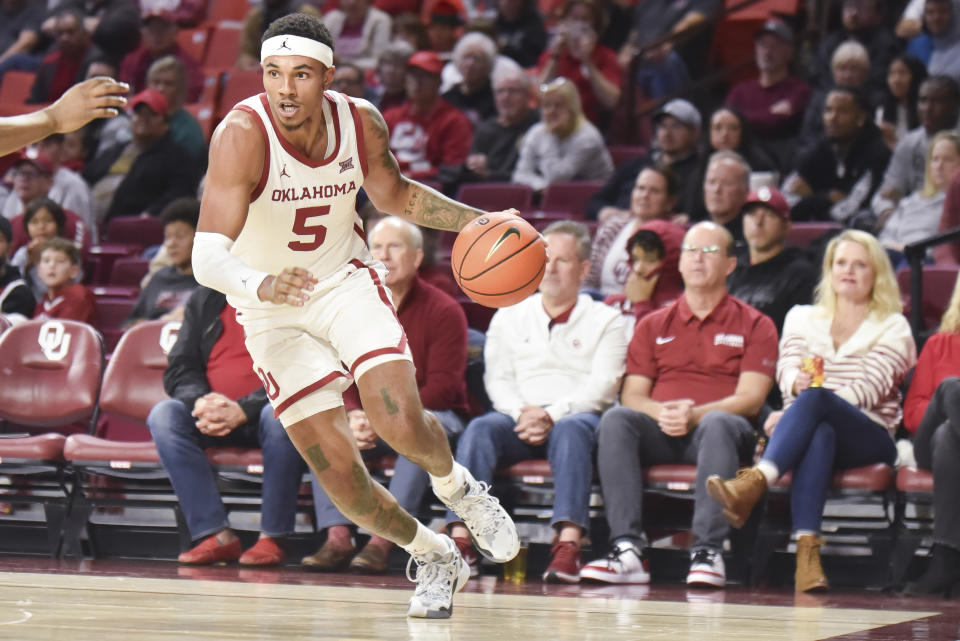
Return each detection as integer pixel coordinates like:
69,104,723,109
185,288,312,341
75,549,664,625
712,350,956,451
146,55,186,107
940,271,960,333
922,131,960,198
814,230,902,319
540,76,584,136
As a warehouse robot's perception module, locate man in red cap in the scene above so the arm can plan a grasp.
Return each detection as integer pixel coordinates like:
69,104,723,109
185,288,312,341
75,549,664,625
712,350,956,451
383,50,473,188
727,185,816,334
5,150,90,256
118,8,203,102
83,87,202,225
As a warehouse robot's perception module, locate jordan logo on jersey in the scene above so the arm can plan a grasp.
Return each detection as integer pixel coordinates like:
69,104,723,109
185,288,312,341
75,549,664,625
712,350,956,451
339,158,354,174
279,163,291,179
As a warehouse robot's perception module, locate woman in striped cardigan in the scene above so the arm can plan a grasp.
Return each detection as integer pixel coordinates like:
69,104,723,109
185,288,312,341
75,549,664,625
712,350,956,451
705,229,916,593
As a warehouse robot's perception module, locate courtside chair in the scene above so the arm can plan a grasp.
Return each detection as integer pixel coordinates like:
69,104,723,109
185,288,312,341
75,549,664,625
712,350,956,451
61,320,178,557
0,319,104,556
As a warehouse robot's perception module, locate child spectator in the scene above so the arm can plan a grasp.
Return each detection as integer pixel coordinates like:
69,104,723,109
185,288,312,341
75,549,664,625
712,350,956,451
32,237,97,325
9,197,78,300
125,197,199,326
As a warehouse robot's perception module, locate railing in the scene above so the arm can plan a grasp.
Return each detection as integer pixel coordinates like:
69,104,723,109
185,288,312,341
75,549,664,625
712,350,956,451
903,227,960,335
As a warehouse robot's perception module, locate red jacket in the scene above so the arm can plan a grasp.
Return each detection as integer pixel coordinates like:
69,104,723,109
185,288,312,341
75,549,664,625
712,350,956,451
383,98,473,181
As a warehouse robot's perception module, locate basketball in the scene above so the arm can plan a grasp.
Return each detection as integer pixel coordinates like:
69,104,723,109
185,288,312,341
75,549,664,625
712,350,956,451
451,212,547,308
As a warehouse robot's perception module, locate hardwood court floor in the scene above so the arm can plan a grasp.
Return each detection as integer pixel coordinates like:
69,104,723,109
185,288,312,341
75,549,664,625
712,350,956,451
0,558,954,641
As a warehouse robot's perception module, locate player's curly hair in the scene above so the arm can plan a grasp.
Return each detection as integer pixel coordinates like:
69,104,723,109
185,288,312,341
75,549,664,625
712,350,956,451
262,13,334,51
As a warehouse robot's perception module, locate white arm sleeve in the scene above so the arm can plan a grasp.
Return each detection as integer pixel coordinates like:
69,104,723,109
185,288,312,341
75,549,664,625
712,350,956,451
192,231,270,302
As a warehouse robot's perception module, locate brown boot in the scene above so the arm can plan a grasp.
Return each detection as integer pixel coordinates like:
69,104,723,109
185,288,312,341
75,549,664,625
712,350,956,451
705,467,768,529
301,538,356,571
795,535,829,593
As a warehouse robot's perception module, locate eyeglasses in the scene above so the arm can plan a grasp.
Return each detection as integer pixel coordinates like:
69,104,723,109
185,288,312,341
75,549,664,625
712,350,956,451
681,244,722,255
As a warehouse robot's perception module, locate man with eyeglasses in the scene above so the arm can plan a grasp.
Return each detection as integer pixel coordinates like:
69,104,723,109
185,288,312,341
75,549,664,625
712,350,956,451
581,221,777,589
459,65,538,185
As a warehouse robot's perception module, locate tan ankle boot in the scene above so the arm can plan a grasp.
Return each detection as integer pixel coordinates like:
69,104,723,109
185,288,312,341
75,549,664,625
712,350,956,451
795,535,829,593
705,467,768,529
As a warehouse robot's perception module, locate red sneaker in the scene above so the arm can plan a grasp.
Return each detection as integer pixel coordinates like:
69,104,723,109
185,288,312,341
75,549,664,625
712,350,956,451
543,541,581,584
452,535,479,578
178,534,242,565
239,536,286,566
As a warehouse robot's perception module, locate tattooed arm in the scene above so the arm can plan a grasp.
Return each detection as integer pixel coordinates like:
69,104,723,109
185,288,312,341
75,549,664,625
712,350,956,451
356,100,514,232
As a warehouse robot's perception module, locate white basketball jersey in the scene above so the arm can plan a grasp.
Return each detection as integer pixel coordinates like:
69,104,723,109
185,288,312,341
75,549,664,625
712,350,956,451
230,91,370,309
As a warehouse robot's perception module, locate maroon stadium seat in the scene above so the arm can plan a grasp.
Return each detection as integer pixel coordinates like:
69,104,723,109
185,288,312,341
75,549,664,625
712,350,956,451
457,182,535,213
0,320,104,555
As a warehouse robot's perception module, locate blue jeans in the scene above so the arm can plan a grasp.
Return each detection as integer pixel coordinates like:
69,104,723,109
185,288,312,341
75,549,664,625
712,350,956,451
147,398,307,540
312,409,465,529
445,410,600,530
762,388,896,532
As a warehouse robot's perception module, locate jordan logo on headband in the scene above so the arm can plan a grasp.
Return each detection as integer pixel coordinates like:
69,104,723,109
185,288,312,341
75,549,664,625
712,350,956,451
261,34,334,67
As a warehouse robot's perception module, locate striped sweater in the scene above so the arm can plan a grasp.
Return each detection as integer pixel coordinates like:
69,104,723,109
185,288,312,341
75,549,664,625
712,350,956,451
778,305,917,434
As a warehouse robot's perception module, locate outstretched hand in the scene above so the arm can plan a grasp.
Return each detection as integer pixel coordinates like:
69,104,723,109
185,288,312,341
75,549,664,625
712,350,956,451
257,267,317,306
46,76,129,133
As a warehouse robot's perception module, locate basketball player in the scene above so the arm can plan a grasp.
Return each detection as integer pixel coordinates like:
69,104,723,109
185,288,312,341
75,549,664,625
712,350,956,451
0,76,129,157
192,14,519,619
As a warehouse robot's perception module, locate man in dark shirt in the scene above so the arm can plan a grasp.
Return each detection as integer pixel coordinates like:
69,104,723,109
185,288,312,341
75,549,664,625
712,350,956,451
148,285,307,566
728,186,815,334
459,66,538,185
587,99,703,220
783,86,891,224
84,88,201,224
28,6,102,105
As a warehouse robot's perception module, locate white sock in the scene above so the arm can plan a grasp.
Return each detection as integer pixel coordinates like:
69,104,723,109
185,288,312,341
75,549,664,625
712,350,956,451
430,461,467,500
757,459,779,486
401,521,449,558
795,530,817,539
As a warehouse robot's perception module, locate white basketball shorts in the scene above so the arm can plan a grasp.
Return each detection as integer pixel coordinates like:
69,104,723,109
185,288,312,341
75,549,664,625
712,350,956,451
235,259,412,427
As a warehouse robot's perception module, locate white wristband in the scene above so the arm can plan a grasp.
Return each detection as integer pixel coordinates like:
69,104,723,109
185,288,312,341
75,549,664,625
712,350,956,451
192,231,270,302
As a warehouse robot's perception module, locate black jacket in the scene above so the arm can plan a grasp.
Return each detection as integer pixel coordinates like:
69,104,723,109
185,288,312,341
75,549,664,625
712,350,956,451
83,133,201,222
728,245,817,335
163,287,267,425
0,261,35,319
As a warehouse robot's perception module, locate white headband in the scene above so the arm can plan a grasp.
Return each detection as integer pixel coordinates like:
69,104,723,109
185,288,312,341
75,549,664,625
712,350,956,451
261,35,333,67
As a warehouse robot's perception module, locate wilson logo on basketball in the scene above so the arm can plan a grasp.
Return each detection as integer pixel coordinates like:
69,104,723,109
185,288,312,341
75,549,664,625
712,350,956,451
484,227,521,262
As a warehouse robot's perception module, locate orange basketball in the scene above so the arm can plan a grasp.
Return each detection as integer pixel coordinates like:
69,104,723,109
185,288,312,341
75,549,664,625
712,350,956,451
451,212,547,308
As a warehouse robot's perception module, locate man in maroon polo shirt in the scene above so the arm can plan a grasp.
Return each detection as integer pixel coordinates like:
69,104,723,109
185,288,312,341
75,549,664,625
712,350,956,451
581,221,777,588
302,215,470,574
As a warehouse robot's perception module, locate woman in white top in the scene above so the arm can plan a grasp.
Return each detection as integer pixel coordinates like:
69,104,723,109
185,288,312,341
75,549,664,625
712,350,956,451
706,230,916,593
877,131,960,266
511,76,613,193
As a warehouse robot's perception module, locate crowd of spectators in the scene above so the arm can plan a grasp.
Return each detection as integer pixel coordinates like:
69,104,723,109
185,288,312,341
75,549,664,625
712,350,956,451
4,0,960,598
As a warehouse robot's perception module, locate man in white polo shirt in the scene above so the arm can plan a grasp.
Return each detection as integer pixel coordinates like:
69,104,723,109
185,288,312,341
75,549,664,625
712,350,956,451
446,220,628,584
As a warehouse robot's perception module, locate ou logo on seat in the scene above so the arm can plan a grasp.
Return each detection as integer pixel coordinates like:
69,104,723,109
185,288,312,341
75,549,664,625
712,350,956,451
38,321,71,361
159,321,182,355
